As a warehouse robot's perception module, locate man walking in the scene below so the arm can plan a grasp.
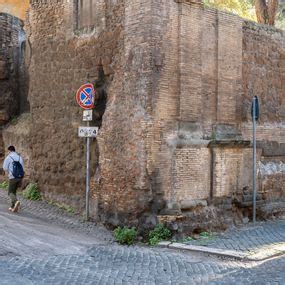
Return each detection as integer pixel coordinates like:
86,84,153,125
3,146,24,212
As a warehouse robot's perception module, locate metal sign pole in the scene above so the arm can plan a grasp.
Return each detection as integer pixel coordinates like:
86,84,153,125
86,120,90,221
86,120,91,221
252,97,257,225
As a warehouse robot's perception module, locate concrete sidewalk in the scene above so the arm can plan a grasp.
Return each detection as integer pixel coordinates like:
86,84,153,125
160,218,285,261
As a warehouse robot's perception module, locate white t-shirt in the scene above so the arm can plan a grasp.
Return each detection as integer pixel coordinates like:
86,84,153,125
3,152,24,179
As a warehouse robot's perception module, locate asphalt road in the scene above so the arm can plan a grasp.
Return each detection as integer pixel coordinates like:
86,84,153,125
0,197,285,284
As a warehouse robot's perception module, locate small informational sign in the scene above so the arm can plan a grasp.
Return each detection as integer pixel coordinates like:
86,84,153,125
78,126,98,138
76,83,95,110
83,110,93,121
251,96,260,121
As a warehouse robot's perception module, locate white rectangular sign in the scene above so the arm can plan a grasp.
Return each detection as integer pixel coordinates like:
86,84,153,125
83,110,93,121
78,127,98,138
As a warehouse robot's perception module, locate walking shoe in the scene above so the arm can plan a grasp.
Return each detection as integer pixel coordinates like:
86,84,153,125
12,201,20,213
8,207,13,211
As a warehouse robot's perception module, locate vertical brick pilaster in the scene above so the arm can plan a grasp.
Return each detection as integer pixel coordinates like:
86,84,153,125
216,12,243,125
179,3,203,122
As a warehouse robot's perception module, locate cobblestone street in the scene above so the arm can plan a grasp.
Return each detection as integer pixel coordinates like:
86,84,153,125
179,218,285,261
1,245,285,285
1,189,285,284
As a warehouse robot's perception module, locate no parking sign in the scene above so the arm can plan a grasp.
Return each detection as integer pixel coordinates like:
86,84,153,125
75,83,97,221
76,83,95,110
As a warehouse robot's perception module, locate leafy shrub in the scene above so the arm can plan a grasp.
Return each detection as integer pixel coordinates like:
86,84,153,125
22,183,41,201
148,224,172,246
114,227,137,245
0,181,8,190
199,231,216,240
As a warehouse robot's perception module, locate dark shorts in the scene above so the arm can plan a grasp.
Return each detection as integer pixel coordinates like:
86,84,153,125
8,178,22,194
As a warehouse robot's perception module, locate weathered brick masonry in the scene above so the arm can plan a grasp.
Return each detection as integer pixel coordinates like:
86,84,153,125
150,1,285,231
0,13,28,166
3,0,284,230
23,0,126,213
0,13,25,123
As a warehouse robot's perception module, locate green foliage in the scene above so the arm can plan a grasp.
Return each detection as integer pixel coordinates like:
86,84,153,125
204,0,285,28
22,183,41,201
0,181,8,190
181,236,194,243
114,227,137,245
196,231,217,245
148,224,172,246
199,231,213,238
10,117,18,125
204,0,256,21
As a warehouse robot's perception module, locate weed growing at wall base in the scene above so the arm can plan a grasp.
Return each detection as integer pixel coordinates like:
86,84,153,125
22,183,41,201
0,181,8,190
10,116,18,125
114,227,137,245
148,224,172,246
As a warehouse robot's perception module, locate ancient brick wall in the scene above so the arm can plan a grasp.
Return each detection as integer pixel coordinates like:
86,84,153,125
25,0,123,213
148,2,284,227
97,0,155,225
0,13,25,124
2,113,32,178
25,0,156,225
23,0,284,229
242,22,285,207
147,3,245,218
0,13,27,168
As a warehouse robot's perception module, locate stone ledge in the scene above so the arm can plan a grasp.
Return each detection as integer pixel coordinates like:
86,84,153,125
208,140,251,148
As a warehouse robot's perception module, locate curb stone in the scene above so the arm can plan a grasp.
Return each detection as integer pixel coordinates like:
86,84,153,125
158,241,285,261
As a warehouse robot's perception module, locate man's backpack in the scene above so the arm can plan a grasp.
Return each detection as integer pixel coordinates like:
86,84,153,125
10,156,24,178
